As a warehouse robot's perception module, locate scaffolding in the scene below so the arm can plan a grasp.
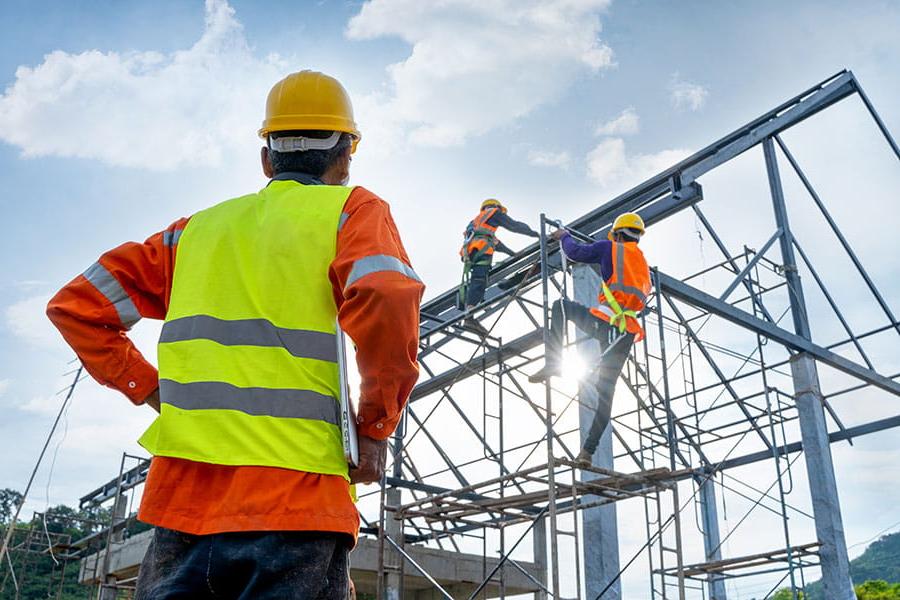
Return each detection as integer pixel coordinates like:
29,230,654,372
6,69,898,600
364,69,900,600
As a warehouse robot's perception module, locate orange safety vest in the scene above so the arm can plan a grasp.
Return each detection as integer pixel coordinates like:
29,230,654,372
589,241,651,341
461,207,500,262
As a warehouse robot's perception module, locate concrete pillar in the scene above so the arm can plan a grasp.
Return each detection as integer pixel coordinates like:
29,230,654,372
791,356,854,599
573,265,621,600
764,138,854,599
698,472,727,600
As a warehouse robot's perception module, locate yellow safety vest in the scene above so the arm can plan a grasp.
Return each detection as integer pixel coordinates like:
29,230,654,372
139,179,352,480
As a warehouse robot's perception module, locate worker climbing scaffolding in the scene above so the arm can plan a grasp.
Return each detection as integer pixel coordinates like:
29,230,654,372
530,212,652,462
459,198,539,335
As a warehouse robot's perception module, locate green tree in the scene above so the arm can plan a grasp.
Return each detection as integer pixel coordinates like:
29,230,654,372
0,489,23,525
772,589,804,599
855,579,900,600
805,532,900,599
0,501,142,600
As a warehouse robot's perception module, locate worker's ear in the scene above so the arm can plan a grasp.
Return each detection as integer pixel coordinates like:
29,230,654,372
261,146,274,179
328,145,352,186
338,145,352,182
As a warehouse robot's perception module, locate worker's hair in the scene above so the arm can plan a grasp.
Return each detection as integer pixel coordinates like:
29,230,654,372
268,130,353,178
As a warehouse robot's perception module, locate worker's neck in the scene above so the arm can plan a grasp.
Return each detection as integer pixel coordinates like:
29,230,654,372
321,161,349,185
320,171,342,185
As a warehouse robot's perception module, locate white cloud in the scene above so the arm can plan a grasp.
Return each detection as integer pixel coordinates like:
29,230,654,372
6,294,60,350
12,280,48,291
527,149,571,169
346,0,615,147
586,137,690,191
595,106,639,136
0,379,9,397
0,0,283,170
586,137,627,183
669,73,708,111
20,395,63,416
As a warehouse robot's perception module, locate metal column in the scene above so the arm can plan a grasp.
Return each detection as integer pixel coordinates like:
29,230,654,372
384,487,404,600
574,265,622,599
533,516,549,600
763,138,855,599
99,493,127,600
697,471,727,600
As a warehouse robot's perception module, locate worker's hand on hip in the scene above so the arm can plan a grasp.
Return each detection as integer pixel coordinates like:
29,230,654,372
350,435,388,484
549,229,565,242
144,388,161,413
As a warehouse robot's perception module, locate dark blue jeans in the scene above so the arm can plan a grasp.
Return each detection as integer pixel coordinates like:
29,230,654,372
548,299,634,455
134,527,351,600
465,262,491,306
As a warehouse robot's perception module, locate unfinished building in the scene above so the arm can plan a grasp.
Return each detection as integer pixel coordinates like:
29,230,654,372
3,69,898,600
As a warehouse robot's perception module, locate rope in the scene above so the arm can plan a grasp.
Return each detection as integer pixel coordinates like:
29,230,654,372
0,365,83,569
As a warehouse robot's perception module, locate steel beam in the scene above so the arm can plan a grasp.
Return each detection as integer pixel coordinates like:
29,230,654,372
411,329,543,401
773,134,900,336
656,273,900,397
711,414,900,472
419,71,856,337
765,137,854,600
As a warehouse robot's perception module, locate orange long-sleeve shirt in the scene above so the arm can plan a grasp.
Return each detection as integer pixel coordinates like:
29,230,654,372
46,183,424,538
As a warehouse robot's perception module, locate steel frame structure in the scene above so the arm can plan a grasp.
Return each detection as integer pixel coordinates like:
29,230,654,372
0,517,75,599
6,70,897,600
364,69,900,600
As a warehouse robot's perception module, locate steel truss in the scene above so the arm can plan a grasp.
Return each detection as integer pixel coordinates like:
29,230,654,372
367,69,900,600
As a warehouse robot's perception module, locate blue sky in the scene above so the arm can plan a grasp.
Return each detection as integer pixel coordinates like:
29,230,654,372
1,1,898,597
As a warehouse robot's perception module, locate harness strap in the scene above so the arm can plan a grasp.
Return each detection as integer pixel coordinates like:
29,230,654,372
601,281,639,334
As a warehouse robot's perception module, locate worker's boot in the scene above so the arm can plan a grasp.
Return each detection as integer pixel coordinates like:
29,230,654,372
575,449,592,465
463,317,490,337
528,361,561,383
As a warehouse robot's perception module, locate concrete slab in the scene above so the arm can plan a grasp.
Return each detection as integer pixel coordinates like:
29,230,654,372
80,529,542,598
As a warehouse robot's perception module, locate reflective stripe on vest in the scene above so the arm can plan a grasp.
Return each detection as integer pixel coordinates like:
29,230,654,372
590,241,651,340
465,207,500,258
471,207,499,237
607,241,648,305
139,180,352,478
160,315,338,362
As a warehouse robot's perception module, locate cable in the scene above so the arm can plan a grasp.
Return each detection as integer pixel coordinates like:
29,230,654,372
0,365,83,568
42,378,76,567
848,519,900,551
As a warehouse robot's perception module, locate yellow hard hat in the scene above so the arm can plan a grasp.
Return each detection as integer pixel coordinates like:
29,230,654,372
259,70,361,153
482,198,506,212
608,212,646,240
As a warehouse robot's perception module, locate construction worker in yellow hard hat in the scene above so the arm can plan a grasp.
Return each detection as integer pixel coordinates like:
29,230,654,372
530,212,651,461
47,70,424,599
459,198,539,335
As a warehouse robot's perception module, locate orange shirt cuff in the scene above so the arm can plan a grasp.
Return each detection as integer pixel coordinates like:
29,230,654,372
113,359,158,404
358,418,397,441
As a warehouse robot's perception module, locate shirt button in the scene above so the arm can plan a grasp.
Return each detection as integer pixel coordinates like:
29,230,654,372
375,423,384,430
128,381,136,389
